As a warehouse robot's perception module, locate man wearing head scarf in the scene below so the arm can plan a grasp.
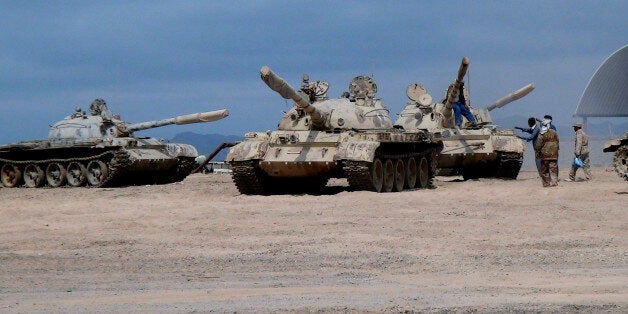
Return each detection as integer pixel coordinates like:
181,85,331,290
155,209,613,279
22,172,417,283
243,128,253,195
535,120,559,187
543,115,560,178
565,123,591,181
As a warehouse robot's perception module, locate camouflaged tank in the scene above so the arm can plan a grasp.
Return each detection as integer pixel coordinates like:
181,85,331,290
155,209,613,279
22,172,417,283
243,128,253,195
395,57,534,180
603,130,628,181
0,99,229,188
226,66,442,194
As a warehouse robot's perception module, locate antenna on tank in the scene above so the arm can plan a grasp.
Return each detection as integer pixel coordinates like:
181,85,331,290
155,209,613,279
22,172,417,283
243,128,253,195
370,60,375,78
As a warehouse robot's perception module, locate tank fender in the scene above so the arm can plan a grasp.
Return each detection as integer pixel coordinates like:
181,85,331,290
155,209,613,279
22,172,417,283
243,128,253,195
603,138,626,152
165,143,199,158
336,140,381,162
491,135,525,153
226,141,269,162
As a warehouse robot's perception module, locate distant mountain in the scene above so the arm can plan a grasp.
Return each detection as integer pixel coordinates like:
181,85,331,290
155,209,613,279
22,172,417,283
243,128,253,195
169,132,242,161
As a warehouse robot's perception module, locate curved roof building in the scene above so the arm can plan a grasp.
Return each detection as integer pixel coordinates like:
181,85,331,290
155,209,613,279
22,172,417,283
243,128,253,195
575,45,628,117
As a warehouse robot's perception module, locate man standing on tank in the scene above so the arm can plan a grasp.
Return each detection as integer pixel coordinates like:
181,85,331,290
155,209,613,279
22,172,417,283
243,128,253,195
535,121,559,187
452,85,477,129
565,123,591,181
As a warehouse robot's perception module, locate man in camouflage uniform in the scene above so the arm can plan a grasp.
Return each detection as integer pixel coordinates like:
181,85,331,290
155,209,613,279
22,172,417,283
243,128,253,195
535,122,559,187
566,122,591,181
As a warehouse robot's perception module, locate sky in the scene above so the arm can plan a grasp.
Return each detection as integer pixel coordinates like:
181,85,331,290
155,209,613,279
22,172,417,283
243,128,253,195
1,0,626,144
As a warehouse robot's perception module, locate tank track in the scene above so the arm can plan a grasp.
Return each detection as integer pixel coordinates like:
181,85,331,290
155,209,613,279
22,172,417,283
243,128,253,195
494,152,523,179
612,146,628,181
343,161,375,191
0,148,194,188
344,149,437,192
463,152,522,180
0,150,124,188
103,150,131,187
160,157,197,184
231,160,329,195
231,160,271,195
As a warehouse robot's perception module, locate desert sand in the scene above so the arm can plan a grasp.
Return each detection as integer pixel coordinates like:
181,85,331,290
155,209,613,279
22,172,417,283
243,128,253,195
1,168,626,312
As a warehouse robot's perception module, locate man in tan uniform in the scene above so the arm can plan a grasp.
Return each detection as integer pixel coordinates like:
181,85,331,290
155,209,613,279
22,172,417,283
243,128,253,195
535,122,559,187
566,123,591,181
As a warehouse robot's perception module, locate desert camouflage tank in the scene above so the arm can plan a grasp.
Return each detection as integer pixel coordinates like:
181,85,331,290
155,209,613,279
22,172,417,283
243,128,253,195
603,130,628,181
226,66,442,194
0,99,229,188
395,57,534,180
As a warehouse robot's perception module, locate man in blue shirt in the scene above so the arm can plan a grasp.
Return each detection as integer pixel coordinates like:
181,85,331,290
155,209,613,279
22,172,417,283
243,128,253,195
516,117,541,176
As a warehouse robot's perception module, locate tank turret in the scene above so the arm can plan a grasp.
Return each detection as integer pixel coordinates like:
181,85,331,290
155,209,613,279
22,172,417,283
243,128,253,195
260,66,392,131
48,108,229,140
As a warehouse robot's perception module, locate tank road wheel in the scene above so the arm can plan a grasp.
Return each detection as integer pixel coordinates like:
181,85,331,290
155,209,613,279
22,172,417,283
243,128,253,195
393,159,405,192
404,157,417,189
1,164,22,187
24,164,45,188
46,163,67,187
382,159,395,192
417,156,429,188
613,146,628,181
66,162,87,187
86,160,108,187
370,158,384,192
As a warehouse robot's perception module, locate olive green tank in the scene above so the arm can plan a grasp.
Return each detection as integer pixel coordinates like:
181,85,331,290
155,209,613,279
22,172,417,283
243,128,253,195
395,57,534,180
603,130,628,181
226,66,442,194
0,100,229,188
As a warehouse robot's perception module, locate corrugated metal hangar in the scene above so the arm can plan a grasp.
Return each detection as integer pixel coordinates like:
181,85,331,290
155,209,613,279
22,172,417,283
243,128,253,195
575,45,628,128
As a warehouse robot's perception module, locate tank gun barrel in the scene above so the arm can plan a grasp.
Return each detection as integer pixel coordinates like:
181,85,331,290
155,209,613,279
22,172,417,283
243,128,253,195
126,109,229,132
444,57,470,108
485,83,535,111
260,65,325,127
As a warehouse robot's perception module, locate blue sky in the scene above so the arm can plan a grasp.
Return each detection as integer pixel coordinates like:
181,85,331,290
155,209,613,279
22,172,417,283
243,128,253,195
1,1,626,143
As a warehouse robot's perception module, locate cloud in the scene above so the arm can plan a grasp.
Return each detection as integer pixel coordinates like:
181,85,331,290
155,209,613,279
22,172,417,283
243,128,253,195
0,1,626,144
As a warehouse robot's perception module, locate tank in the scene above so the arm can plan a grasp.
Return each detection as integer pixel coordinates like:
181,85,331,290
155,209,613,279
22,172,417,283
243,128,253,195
602,130,628,181
395,57,534,180
0,99,229,188
225,66,442,194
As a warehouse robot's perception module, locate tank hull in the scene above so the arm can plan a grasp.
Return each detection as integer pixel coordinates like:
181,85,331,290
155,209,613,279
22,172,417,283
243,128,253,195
603,131,628,181
226,130,442,194
0,137,198,188
434,128,524,179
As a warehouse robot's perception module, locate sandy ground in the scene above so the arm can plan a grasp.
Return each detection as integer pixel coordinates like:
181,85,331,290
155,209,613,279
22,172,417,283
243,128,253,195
0,168,626,313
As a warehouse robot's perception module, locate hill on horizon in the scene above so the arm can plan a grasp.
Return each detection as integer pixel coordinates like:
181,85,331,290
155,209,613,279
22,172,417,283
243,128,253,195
169,132,242,162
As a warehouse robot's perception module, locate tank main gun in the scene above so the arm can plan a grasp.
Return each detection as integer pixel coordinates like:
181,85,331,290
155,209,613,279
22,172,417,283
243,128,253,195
472,83,534,125
260,65,326,129
125,109,230,133
444,57,470,109
485,83,535,111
